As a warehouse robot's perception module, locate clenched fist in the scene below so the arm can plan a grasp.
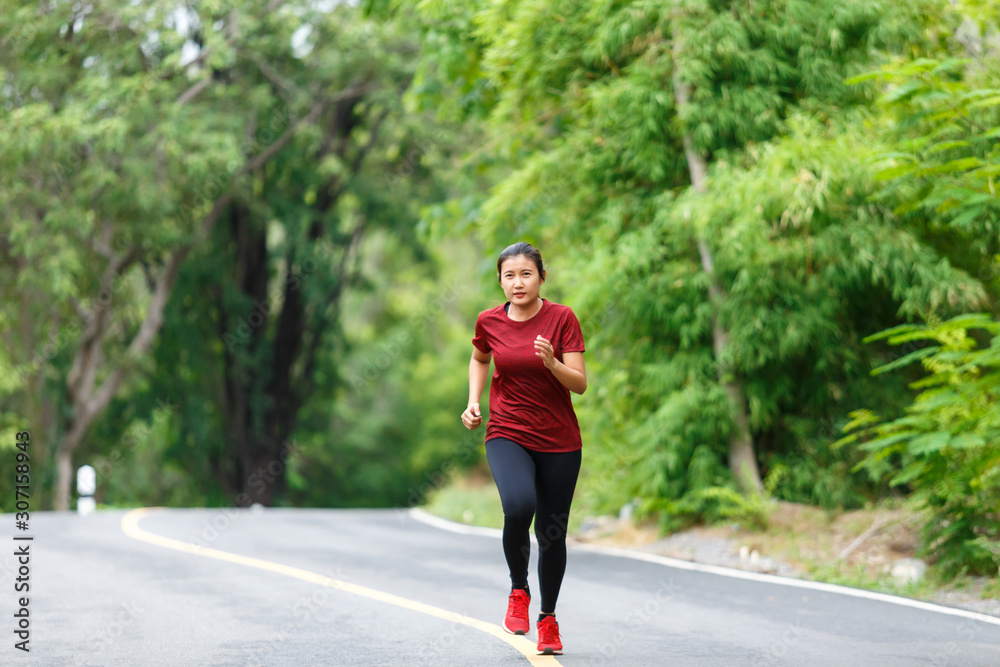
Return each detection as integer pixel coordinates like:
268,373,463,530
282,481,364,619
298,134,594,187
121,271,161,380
462,402,482,429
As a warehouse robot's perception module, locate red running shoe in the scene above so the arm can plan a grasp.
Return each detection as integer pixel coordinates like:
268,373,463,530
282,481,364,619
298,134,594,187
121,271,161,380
536,615,562,655
502,589,530,635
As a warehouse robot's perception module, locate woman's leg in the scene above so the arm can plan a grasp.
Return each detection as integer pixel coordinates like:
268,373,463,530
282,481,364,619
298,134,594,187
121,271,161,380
532,448,582,614
485,437,537,590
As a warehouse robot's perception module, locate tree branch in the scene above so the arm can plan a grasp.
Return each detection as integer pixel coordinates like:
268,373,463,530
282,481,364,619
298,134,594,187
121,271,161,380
839,514,895,560
176,76,212,106
238,49,298,102
242,84,372,174
66,244,141,403
243,98,326,173
85,195,231,422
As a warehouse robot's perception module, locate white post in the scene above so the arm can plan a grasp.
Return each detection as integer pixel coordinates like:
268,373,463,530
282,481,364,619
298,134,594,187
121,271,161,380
76,465,96,516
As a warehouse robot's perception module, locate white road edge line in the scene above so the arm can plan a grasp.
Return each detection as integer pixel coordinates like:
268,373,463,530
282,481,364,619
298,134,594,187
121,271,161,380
408,508,1000,628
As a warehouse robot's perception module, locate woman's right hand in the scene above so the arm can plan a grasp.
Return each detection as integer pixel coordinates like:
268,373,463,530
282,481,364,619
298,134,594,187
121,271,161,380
462,403,482,430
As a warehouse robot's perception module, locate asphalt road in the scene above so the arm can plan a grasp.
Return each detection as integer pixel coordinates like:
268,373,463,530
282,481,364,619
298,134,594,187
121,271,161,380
1,508,998,666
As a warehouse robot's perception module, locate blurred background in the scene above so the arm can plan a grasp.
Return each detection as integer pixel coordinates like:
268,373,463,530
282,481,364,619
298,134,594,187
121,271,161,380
1,0,998,588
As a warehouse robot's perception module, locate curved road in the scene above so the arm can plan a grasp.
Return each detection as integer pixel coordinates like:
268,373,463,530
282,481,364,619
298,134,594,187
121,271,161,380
2,508,998,666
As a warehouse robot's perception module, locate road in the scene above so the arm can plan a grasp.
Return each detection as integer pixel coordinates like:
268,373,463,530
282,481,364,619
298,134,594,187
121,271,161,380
1,508,998,666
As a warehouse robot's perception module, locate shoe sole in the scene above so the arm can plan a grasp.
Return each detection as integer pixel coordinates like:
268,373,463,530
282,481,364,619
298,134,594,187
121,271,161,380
502,621,527,636
536,648,563,655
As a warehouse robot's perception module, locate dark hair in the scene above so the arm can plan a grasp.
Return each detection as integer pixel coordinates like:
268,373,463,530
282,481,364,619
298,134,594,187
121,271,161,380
497,242,545,283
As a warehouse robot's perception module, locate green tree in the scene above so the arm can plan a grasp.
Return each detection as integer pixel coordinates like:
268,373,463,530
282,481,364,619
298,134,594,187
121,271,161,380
413,0,976,521
2,0,246,508
840,1,1000,573
164,4,439,505
0,0,448,508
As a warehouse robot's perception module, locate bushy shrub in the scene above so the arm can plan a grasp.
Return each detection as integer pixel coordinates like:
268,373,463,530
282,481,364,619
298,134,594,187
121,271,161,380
839,314,1000,576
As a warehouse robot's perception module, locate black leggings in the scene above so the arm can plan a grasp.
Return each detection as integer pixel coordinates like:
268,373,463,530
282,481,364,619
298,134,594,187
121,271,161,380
485,437,581,614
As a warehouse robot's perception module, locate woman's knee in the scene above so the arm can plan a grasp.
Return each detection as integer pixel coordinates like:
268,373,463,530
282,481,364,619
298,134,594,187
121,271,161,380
536,510,569,535
503,499,535,525
536,533,566,554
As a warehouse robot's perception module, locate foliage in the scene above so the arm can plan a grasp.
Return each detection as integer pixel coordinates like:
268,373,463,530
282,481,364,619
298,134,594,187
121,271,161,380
841,8,1000,575
695,463,788,531
564,112,985,524
413,0,978,528
840,314,1000,576
854,55,1000,300
1,0,998,531
0,0,473,508
1,0,252,507
286,234,486,508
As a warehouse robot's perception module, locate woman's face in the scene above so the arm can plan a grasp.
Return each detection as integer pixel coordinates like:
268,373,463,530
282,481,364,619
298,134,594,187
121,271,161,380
498,255,544,305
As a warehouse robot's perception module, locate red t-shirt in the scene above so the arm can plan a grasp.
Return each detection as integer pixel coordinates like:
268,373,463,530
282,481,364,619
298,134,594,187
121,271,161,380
472,299,585,453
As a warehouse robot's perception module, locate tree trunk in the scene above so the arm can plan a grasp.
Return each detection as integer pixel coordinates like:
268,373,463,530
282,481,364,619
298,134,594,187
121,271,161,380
219,203,278,504
219,207,360,506
217,89,376,506
36,393,57,510
54,443,74,512
55,411,92,511
18,286,58,510
672,39,762,493
218,226,336,506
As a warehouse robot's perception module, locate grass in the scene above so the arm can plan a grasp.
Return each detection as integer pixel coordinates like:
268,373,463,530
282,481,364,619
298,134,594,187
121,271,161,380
422,475,505,530
421,468,588,535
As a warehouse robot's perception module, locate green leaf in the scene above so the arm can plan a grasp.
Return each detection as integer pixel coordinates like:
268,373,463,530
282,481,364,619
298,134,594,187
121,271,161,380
925,140,970,155
871,345,938,375
915,157,983,176
968,95,1000,110
860,430,920,452
890,460,927,486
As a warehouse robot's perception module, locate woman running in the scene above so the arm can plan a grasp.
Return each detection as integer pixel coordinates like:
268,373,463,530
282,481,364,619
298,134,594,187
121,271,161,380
461,241,587,656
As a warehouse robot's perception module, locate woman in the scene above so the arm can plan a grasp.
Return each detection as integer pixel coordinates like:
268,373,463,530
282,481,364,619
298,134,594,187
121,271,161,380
461,241,587,656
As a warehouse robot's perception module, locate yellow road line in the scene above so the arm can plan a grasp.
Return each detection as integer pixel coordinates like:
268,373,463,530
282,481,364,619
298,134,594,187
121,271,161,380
121,507,561,666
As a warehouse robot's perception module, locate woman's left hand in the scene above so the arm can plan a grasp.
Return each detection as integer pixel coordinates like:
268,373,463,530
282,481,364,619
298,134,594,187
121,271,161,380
534,335,557,369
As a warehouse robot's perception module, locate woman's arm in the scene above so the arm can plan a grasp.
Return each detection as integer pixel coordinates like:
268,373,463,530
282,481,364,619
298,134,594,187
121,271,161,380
535,336,587,395
462,347,492,429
